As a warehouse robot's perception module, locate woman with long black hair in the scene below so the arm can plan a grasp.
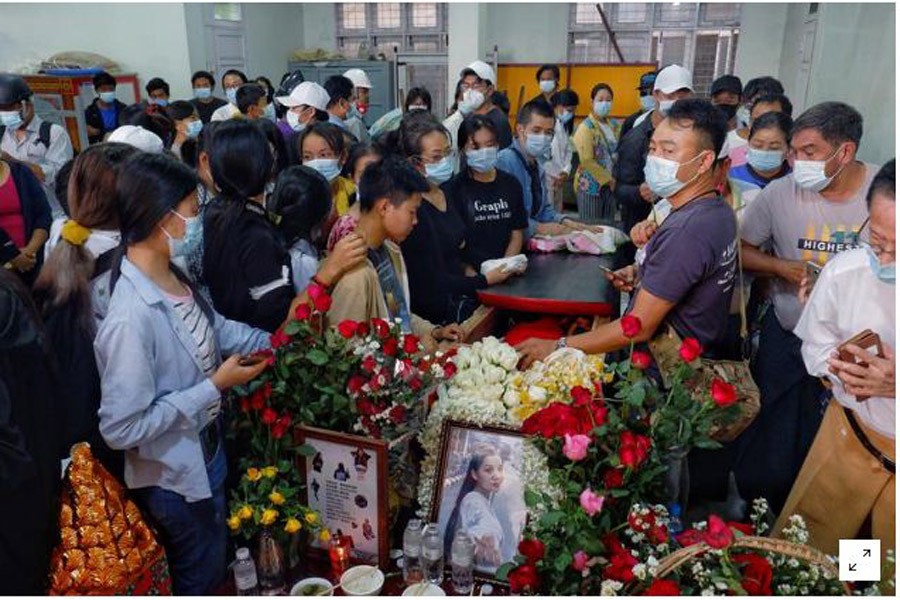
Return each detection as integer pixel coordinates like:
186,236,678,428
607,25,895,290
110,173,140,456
95,152,271,594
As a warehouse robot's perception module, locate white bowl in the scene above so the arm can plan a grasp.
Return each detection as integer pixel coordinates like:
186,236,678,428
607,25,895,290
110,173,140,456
402,582,446,596
340,565,385,596
291,577,333,596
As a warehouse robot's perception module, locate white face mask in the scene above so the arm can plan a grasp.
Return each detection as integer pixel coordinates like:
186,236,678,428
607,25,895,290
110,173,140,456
286,108,306,132
459,89,485,115
793,146,845,192
643,153,705,199
658,99,675,116
539,80,556,94
593,100,612,118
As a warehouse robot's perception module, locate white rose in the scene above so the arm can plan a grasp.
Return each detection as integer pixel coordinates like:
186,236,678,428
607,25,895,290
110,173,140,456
527,385,547,404
502,388,520,409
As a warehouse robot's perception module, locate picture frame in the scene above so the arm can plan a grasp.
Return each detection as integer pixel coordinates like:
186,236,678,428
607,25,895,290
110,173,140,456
296,425,390,570
429,420,530,577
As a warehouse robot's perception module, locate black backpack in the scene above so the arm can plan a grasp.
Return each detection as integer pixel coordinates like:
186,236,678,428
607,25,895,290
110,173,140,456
0,120,53,148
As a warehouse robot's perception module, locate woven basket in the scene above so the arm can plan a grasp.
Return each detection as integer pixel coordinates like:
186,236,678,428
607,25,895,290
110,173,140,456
644,537,851,595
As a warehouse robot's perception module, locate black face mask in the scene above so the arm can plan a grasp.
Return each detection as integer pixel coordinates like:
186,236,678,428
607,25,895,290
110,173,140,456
716,103,739,122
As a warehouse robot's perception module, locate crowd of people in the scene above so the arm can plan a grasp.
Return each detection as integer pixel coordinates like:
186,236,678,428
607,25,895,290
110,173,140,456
0,57,893,595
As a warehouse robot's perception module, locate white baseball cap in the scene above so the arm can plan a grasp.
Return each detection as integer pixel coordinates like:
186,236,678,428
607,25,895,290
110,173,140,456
108,125,163,154
653,65,694,94
275,81,330,110
343,68,372,90
461,60,496,85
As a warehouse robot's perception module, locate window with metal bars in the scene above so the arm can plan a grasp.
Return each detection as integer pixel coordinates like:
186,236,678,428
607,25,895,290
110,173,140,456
336,3,447,56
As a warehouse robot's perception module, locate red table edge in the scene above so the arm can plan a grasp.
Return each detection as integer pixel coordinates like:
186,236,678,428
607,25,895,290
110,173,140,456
476,291,615,317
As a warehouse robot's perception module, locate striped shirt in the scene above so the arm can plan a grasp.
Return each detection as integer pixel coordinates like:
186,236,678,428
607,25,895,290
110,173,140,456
167,289,217,376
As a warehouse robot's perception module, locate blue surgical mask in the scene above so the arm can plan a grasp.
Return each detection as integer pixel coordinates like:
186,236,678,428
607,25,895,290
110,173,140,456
286,109,306,132
348,104,362,120
524,133,552,160
466,147,499,174
558,110,574,125
0,109,23,130
185,120,203,139
425,156,454,184
163,210,201,258
99,91,117,104
305,158,341,182
747,148,784,173
225,88,238,104
867,245,895,284
539,80,557,94
640,95,656,112
150,98,169,108
264,103,276,121
194,87,212,100
593,100,612,118
658,99,675,116
643,153,704,199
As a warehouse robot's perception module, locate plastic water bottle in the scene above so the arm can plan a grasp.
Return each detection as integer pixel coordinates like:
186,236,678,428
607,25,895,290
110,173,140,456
450,530,475,595
668,503,684,537
421,523,444,585
233,547,260,596
402,518,424,585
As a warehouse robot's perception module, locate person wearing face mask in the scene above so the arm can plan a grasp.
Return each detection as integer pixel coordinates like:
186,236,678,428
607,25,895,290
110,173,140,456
275,81,330,165
0,74,74,218
728,111,792,211
342,68,372,143
235,83,272,121
777,159,895,564
143,77,170,113
210,69,247,122
710,75,745,155
84,71,128,144
445,115,527,272
729,93,794,168
620,71,657,140
497,100,596,238
299,122,356,224
94,152,273,595
190,70,228,124
517,98,737,373
572,83,620,222
736,76,785,132
166,101,203,165
735,101,877,515
612,65,693,251
323,75,356,132
531,64,561,104
547,89,579,212
368,87,432,140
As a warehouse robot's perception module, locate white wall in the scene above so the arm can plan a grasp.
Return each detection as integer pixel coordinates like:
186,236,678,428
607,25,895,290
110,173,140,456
244,3,304,80
484,2,569,64
300,3,337,51
734,2,895,165
0,3,194,99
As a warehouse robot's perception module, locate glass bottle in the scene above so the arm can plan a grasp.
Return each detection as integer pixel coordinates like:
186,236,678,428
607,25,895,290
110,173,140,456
450,530,475,595
256,528,286,595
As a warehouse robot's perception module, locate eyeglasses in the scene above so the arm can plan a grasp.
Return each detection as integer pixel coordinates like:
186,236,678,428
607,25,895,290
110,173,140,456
412,150,451,165
858,217,895,261
461,81,488,93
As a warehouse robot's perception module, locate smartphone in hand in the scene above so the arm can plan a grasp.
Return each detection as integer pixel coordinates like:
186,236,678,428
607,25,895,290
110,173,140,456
805,261,823,289
238,353,268,367
837,329,885,401
600,265,629,284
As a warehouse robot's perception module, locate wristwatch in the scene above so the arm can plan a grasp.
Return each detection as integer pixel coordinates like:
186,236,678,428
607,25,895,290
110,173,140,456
555,337,568,350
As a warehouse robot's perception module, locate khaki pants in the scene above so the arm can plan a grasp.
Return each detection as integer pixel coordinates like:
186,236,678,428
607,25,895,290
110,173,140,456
775,400,895,563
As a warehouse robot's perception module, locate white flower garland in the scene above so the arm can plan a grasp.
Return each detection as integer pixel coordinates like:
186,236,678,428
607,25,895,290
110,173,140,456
416,337,557,519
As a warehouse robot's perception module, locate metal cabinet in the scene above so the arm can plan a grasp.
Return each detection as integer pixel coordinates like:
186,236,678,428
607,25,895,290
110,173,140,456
286,59,396,124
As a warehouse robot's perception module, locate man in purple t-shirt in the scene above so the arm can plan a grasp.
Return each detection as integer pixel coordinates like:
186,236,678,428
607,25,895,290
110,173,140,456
517,98,736,365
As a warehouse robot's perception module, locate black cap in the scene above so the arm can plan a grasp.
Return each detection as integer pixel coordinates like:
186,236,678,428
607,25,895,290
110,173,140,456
0,74,32,105
277,69,305,99
637,71,657,91
711,75,742,97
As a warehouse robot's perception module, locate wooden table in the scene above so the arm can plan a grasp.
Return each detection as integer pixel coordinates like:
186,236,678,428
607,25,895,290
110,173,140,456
477,252,625,317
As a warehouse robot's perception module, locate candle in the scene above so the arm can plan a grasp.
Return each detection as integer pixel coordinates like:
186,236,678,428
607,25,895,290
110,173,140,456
329,535,352,578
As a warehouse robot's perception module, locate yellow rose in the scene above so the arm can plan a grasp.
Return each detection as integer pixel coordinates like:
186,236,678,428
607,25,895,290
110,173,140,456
305,512,318,525
238,505,254,521
260,508,279,526
319,529,331,543
262,466,278,478
268,491,286,506
246,467,262,482
284,518,302,534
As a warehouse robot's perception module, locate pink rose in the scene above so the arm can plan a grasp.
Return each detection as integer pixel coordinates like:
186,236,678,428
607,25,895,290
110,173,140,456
563,434,591,461
572,550,590,572
579,488,605,517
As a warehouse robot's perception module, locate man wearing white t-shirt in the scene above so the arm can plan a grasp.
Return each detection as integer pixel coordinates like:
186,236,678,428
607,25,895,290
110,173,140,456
776,159,894,562
735,102,876,513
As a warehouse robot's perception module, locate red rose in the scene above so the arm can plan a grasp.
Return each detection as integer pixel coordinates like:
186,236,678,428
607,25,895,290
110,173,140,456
733,553,773,596
409,377,423,392
507,564,540,594
729,521,754,537
348,375,367,395
361,355,377,374
618,431,651,470
518,539,545,565
357,398,377,416
278,413,291,428
590,400,609,428
272,423,287,439
261,408,277,425
338,320,358,339
570,385,592,406
307,282,326,301
239,397,250,412
644,580,681,596
703,514,734,549
313,294,332,313
443,361,458,378
620,314,643,338
604,550,638,583
603,469,624,489
388,404,407,424
270,328,291,349
628,509,656,532
678,338,703,362
675,528,704,547
250,390,266,411
355,321,370,337
382,337,399,357
522,403,590,439
372,318,390,339
711,378,738,407
402,335,420,354
649,524,669,544
631,350,652,370
294,303,312,321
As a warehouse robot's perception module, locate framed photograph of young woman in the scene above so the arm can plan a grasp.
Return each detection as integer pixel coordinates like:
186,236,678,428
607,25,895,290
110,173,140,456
429,420,528,576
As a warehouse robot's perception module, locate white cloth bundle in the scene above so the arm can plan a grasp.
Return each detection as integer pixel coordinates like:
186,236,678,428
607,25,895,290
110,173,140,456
480,254,528,276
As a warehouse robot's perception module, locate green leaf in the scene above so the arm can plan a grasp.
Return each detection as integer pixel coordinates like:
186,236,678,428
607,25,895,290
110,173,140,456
306,348,329,366
524,489,542,508
553,551,572,571
494,563,513,582
296,443,317,458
